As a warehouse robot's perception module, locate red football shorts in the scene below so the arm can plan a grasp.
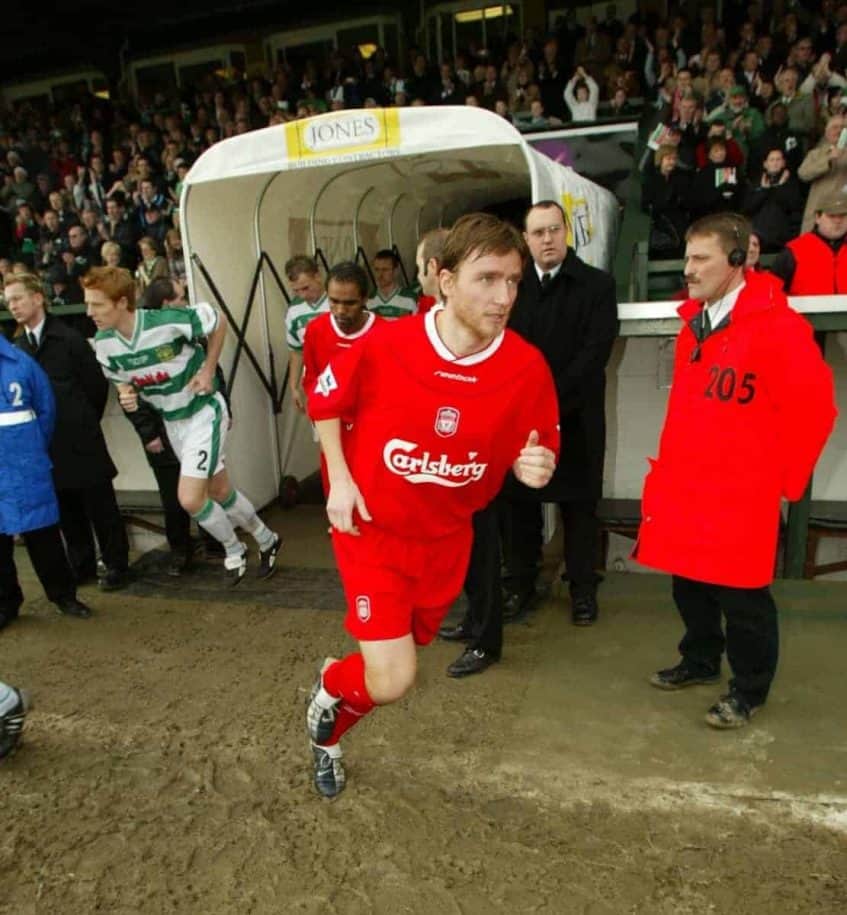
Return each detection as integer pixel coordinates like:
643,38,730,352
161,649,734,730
332,523,473,645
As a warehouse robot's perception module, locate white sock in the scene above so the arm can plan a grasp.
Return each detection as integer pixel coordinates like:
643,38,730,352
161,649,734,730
192,500,242,558
0,683,17,714
220,490,275,550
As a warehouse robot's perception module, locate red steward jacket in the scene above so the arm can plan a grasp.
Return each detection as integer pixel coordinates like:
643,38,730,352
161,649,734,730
785,232,847,294
635,270,837,587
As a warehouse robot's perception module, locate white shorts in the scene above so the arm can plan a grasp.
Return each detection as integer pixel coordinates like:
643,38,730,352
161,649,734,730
164,392,228,480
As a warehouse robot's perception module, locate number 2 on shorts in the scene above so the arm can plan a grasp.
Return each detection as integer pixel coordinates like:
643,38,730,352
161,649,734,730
196,449,208,472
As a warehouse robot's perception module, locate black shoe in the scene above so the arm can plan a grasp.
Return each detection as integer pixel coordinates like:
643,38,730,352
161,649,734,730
705,692,761,729
502,589,538,623
306,659,340,745
0,687,30,760
56,598,92,619
312,742,346,797
257,532,282,580
438,621,473,642
447,648,498,678
650,661,720,691
572,594,598,626
98,568,130,592
167,552,191,577
224,544,248,586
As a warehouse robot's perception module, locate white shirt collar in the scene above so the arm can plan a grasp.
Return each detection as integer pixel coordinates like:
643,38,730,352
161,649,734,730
330,310,376,340
28,316,46,344
424,302,505,366
534,261,563,283
705,278,745,329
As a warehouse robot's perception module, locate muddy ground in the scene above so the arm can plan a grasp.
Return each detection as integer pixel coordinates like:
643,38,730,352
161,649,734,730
1,505,845,914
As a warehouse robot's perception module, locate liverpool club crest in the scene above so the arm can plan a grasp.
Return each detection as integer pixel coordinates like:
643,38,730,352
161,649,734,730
435,406,460,437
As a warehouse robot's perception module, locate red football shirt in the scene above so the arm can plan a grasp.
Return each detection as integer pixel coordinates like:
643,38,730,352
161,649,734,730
308,307,560,540
417,294,437,315
302,310,381,394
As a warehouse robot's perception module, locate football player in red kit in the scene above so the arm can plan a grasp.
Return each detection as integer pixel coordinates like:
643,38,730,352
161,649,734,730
305,213,560,797
303,261,381,495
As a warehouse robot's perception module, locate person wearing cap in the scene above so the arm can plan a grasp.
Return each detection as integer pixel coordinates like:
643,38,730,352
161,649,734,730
798,114,847,231
771,192,847,293
705,84,765,160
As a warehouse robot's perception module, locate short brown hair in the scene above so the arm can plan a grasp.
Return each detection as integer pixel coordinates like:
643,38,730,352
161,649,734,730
418,227,449,268
654,143,678,167
441,213,527,274
285,255,319,281
685,213,750,257
138,235,160,255
4,272,45,297
81,266,137,311
524,199,568,230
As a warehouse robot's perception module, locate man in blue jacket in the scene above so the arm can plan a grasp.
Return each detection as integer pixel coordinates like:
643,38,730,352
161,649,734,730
0,334,91,628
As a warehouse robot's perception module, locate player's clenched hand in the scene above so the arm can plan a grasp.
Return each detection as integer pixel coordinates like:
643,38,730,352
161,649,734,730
513,429,556,489
292,387,307,413
117,383,138,413
187,366,214,396
327,476,372,535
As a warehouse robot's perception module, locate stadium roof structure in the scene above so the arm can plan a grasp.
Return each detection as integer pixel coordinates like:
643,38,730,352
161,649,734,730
180,105,619,508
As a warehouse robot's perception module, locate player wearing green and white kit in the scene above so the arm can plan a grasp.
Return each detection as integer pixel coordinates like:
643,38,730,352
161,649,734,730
367,249,418,319
83,266,281,585
0,681,28,759
284,256,330,412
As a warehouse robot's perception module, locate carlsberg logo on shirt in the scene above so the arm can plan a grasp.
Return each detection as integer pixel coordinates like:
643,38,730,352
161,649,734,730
383,439,488,487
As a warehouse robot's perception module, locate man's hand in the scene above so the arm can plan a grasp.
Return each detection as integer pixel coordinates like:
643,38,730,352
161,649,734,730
187,366,214,395
117,383,139,413
513,430,556,489
327,476,372,535
145,437,164,453
292,386,307,413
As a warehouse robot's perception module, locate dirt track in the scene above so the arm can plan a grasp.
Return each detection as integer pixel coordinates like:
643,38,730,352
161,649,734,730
1,514,846,914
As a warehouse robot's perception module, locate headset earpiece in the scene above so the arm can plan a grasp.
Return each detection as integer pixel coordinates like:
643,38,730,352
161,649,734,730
727,220,746,267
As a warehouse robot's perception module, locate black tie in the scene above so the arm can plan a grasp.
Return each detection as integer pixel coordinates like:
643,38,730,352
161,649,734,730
541,272,552,291
27,331,37,352
701,308,712,340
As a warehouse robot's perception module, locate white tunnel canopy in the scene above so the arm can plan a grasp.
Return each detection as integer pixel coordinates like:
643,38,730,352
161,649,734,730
181,106,619,509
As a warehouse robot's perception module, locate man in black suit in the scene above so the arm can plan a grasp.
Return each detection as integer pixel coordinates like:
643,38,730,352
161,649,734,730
6,273,130,590
503,201,618,625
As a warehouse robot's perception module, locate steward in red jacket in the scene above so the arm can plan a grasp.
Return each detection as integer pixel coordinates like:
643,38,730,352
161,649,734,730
636,213,837,730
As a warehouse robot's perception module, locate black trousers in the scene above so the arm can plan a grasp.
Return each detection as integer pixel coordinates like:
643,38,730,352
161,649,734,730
461,501,503,658
503,498,600,599
149,460,191,552
57,480,129,577
672,574,779,707
0,525,77,610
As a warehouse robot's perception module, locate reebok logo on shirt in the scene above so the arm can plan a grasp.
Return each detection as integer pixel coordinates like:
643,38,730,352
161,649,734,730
383,438,488,487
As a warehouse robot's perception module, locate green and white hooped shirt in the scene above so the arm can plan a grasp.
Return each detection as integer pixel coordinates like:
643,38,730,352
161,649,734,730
367,287,418,320
94,303,220,422
285,293,330,351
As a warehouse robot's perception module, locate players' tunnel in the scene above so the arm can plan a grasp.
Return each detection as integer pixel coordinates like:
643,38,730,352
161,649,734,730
154,106,618,509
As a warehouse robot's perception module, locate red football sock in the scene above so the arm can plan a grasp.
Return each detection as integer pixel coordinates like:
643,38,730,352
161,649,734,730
322,653,375,745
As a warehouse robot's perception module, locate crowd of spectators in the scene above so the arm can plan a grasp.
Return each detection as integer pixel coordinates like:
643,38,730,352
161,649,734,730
4,2,847,305
640,1,847,260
